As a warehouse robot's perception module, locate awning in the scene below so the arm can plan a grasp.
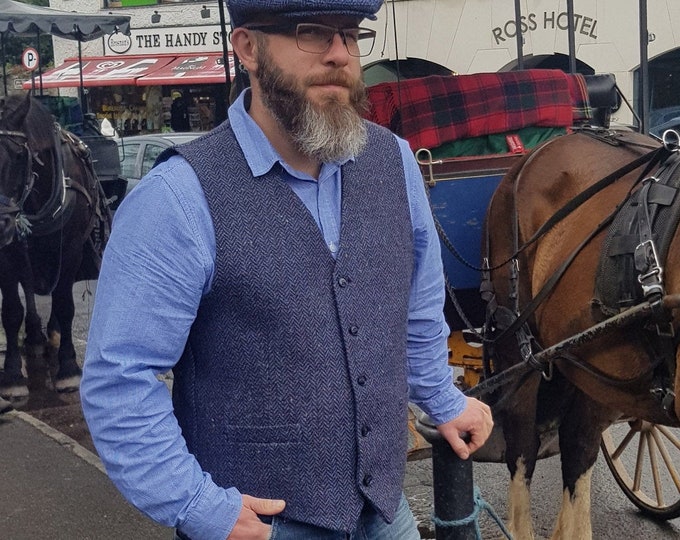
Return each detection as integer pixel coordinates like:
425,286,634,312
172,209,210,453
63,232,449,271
136,53,235,86
24,55,176,89
0,0,130,41
27,53,235,90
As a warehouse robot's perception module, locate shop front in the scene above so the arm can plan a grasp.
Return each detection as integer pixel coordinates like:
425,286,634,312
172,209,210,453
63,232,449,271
28,53,234,136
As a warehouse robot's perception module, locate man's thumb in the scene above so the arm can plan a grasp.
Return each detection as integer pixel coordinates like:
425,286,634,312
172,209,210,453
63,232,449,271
243,495,286,515
448,434,470,460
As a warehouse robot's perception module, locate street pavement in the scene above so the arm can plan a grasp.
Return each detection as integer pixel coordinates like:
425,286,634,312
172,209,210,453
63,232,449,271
3,282,680,539
0,404,440,540
0,410,171,540
3,388,680,539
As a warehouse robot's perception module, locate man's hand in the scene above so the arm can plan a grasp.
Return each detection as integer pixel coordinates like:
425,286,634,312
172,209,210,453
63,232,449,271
226,495,286,539
436,397,493,459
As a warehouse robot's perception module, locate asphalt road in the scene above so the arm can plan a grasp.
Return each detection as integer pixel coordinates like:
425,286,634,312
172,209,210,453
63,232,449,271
6,280,680,539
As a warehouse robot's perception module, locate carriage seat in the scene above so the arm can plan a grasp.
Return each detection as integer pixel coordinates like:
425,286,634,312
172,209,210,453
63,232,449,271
581,74,619,128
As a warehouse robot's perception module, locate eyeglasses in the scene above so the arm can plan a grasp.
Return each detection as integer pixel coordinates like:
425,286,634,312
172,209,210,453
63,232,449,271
244,22,377,58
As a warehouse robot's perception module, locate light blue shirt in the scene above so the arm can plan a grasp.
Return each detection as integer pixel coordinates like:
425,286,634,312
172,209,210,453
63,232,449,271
80,90,466,540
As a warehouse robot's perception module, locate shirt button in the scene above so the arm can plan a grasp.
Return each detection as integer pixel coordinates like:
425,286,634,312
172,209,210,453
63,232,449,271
338,276,348,287
349,325,359,335
361,425,371,437
363,474,373,487
357,375,367,386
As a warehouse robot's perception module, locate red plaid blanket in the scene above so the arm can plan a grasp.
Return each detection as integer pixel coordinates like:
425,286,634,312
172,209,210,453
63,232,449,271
365,70,591,150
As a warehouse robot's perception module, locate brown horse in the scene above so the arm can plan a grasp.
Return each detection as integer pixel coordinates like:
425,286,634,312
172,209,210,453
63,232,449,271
484,128,680,539
0,93,109,401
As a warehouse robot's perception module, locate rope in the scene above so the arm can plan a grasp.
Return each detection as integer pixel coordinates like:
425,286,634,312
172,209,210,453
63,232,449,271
431,485,514,540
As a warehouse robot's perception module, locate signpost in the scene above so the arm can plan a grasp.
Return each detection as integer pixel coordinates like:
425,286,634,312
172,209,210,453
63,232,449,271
21,47,39,71
22,46,39,93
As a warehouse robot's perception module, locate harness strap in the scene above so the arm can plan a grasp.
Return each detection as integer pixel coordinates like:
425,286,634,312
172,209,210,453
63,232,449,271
519,144,667,253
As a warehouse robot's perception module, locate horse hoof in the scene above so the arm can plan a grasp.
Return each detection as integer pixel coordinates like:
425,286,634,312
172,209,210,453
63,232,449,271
54,374,81,393
0,396,13,414
0,381,29,401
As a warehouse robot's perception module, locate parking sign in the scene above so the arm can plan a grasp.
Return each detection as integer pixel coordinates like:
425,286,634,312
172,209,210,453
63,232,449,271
22,48,39,71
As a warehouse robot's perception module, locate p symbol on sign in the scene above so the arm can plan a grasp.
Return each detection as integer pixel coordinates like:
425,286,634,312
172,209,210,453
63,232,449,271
22,48,39,71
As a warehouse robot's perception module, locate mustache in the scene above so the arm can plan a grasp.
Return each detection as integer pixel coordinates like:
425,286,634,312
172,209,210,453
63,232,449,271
305,73,356,88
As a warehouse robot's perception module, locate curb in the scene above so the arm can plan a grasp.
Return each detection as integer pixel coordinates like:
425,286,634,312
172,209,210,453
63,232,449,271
7,409,106,474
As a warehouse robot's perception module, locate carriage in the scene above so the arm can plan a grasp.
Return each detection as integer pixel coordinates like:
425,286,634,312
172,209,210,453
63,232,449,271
365,66,680,537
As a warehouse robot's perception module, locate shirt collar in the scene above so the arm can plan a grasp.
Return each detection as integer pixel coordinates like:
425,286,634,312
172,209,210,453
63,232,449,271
228,88,355,179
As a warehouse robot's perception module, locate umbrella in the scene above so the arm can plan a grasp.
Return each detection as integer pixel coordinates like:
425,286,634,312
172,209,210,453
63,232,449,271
0,0,131,106
0,0,130,41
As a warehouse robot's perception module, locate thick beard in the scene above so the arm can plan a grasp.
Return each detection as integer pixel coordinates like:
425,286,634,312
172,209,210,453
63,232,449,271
256,46,368,163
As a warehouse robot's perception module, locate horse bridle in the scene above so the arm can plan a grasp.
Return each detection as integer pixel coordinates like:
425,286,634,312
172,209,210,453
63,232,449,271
0,128,35,235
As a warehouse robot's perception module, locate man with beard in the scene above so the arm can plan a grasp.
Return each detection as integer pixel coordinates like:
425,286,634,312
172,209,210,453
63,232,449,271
81,1,493,539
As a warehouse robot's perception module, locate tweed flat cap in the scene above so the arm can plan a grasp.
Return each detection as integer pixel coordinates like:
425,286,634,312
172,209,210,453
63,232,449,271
227,0,383,28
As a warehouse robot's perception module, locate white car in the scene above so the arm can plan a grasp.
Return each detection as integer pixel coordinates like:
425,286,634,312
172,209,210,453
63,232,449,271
117,132,204,194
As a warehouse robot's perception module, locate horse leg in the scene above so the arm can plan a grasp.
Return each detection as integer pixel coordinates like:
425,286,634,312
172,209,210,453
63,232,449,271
0,281,29,399
504,373,542,540
46,277,81,393
550,392,616,540
675,347,680,422
19,255,50,390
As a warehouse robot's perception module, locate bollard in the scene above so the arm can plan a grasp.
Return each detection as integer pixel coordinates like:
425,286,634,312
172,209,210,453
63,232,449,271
415,410,476,540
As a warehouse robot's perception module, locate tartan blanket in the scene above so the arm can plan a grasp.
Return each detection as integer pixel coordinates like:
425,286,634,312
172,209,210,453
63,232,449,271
365,70,592,150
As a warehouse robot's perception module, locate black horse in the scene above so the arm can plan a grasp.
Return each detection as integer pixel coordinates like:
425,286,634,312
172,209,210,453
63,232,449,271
0,93,110,400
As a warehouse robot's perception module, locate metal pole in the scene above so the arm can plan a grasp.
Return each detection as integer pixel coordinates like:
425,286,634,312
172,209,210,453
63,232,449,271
639,0,649,134
217,0,232,97
78,39,87,114
36,29,43,95
514,0,523,69
415,413,476,540
1,33,7,96
567,0,576,73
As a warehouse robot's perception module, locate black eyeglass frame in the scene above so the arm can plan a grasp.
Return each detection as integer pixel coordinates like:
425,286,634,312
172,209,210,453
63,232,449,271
243,22,377,58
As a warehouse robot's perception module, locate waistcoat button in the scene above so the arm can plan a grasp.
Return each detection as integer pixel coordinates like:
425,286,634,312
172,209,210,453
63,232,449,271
349,325,359,335
338,277,348,287
363,474,373,487
361,425,371,437
357,375,367,386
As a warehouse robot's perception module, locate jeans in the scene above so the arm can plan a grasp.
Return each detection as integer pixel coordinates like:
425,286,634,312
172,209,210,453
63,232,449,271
174,494,420,540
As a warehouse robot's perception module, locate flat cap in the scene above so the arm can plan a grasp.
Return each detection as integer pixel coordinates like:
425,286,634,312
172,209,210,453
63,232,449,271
227,0,383,28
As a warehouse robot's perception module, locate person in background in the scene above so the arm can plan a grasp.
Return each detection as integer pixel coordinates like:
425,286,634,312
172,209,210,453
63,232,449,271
170,91,191,132
80,1,493,539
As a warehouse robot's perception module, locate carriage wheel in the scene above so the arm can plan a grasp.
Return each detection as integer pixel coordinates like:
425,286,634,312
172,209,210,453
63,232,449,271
601,418,680,520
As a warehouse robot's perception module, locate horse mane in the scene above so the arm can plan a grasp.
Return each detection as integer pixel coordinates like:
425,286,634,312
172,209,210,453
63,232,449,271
3,94,58,155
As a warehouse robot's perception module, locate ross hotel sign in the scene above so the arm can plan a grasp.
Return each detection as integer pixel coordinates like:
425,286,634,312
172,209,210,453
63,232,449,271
104,25,225,56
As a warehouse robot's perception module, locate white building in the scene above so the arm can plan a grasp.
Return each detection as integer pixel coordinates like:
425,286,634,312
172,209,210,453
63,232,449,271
41,0,680,133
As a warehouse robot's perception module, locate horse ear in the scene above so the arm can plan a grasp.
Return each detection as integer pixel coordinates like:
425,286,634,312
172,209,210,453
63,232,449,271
2,93,31,130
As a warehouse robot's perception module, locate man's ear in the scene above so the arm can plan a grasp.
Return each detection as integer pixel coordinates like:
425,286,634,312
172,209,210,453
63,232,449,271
231,28,259,75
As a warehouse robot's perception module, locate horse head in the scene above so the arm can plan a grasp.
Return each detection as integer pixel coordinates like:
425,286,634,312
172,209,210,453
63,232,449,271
0,94,33,247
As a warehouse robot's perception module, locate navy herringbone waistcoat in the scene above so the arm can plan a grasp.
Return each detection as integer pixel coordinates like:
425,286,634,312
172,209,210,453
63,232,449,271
170,120,414,532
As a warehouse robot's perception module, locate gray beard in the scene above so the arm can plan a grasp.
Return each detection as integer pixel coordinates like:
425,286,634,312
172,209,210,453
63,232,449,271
257,48,368,163
292,98,367,163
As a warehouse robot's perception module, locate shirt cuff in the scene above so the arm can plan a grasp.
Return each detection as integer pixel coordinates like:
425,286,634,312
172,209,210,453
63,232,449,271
179,480,242,540
420,383,468,425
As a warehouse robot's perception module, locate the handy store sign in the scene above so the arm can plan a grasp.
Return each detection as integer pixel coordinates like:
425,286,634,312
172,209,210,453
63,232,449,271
105,25,223,56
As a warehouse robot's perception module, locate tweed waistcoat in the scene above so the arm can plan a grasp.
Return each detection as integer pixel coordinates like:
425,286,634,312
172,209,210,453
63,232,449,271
170,119,414,532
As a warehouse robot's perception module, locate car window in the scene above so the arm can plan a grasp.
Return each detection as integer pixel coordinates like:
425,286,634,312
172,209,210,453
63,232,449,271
119,142,141,180
141,144,168,177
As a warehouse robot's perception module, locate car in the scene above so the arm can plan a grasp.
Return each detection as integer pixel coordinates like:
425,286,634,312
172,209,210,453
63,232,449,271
649,106,680,138
117,132,204,194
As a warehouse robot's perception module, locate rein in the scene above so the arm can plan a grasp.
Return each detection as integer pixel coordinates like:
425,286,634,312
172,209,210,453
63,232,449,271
21,122,71,236
492,137,669,345
0,129,35,229
477,132,680,417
